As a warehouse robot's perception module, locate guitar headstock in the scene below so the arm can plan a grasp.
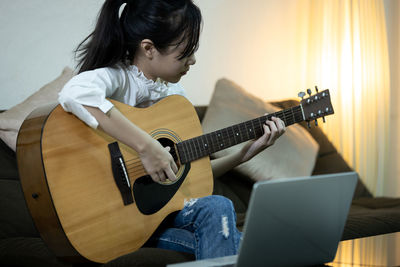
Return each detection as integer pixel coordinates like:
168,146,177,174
299,87,334,127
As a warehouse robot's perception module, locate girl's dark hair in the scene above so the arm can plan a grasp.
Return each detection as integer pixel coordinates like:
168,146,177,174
75,0,202,73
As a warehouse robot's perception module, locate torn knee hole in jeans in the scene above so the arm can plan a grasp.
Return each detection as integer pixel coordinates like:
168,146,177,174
184,198,198,208
220,216,230,239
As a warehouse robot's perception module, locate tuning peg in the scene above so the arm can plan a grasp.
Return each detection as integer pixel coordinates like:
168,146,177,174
315,119,318,126
315,86,319,93
307,89,312,96
322,116,326,123
307,121,311,129
298,91,306,99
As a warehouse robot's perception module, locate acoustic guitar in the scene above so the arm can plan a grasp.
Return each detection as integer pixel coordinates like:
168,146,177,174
17,89,334,263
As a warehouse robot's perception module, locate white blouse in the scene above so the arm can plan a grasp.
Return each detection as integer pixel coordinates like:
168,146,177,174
58,64,186,129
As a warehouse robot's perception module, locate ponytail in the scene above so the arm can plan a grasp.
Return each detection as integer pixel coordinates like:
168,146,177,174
75,0,127,73
75,0,202,74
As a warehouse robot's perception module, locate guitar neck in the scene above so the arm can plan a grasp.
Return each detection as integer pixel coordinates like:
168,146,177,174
176,105,304,164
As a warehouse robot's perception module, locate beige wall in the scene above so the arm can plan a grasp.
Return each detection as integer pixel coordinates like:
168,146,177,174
0,0,102,110
186,0,303,105
0,0,305,109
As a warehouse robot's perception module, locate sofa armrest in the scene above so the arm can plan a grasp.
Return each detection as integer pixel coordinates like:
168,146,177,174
194,106,207,122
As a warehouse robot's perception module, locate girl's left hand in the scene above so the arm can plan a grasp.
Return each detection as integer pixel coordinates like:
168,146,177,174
239,116,286,163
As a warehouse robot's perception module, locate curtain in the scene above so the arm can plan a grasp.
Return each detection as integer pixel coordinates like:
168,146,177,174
295,0,391,196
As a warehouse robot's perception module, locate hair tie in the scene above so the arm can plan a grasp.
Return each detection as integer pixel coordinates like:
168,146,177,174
118,2,127,19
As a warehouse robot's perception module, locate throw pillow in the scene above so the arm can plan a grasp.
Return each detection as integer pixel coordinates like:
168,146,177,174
202,78,319,181
0,67,74,151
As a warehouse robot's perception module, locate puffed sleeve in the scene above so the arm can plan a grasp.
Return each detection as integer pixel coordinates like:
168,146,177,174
58,67,123,129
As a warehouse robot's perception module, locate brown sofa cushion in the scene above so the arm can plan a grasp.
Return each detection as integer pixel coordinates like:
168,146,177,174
0,138,18,180
342,197,400,240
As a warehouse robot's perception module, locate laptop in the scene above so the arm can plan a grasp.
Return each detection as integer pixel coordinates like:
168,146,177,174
168,172,358,267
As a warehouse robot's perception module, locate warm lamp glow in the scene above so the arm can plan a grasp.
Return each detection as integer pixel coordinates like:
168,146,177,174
302,0,390,195
332,233,400,266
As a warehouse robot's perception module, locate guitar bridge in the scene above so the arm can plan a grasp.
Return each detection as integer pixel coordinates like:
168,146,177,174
108,142,134,205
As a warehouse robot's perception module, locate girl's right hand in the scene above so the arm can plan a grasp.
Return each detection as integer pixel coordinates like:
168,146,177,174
139,137,178,183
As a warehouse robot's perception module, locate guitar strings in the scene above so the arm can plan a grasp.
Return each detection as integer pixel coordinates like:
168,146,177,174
121,108,305,170
115,107,308,182
180,108,304,160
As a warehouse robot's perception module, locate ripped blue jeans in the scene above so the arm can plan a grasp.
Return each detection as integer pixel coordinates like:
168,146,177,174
145,195,242,260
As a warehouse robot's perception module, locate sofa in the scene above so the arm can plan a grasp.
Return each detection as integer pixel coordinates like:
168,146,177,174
1,72,400,267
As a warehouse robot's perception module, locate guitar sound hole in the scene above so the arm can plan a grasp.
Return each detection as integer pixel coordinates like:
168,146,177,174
157,138,181,185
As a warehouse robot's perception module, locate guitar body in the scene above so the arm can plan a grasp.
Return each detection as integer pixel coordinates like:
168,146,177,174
17,95,213,263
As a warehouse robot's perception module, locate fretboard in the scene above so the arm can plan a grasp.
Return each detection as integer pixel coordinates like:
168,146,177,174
176,105,304,164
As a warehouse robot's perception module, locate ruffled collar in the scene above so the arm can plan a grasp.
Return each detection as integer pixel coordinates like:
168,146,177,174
129,65,168,93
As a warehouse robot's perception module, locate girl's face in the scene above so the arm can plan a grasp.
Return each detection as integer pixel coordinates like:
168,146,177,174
149,41,197,83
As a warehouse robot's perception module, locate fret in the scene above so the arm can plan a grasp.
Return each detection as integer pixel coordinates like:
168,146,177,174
227,126,235,145
278,111,285,124
290,108,296,125
281,110,287,126
194,139,201,158
285,109,293,125
221,128,228,148
196,138,203,157
250,119,257,138
200,137,205,154
205,133,211,154
241,122,247,142
209,131,215,153
183,142,189,163
239,124,244,142
207,133,215,154
226,127,232,147
205,135,211,156
176,143,185,163
242,122,251,141
201,135,209,155
183,141,191,162
295,106,303,123
255,117,264,137
182,140,189,162
207,132,213,153
233,124,242,143
257,116,264,129
229,126,236,144
245,122,252,139
249,120,256,139
195,136,202,156
186,140,192,162
221,128,229,149
291,107,297,124
189,139,196,161
275,111,282,121
191,138,198,160
216,130,223,151
229,126,237,145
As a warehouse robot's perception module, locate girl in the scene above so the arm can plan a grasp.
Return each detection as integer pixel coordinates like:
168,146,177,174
58,0,286,261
